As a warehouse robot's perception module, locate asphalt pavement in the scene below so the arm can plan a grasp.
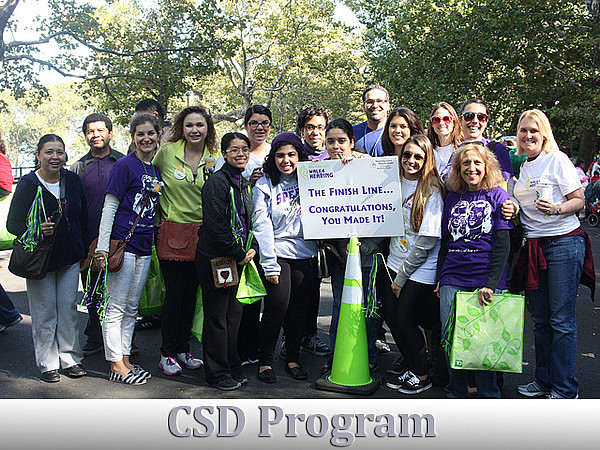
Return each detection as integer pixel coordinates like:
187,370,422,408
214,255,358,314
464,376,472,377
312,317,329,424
1,223,599,399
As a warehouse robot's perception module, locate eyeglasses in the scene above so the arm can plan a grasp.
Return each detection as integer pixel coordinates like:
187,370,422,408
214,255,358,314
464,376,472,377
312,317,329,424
430,115,453,125
247,120,271,129
401,151,425,161
304,124,326,132
461,112,488,122
225,147,251,155
364,99,388,107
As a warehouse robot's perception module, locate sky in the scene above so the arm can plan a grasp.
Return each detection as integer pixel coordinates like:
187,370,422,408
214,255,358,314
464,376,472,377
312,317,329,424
10,0,362,85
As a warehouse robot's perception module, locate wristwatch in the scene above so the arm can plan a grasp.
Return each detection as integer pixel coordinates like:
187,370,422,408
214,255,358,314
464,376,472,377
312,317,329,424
555,204,562,215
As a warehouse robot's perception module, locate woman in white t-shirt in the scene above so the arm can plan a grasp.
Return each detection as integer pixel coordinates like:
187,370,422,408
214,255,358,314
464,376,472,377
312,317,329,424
427,102,463,182
382,135,444,395
512,109,586,399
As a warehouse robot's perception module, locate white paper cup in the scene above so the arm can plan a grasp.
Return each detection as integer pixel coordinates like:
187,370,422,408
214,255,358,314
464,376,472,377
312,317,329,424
535,183,553,201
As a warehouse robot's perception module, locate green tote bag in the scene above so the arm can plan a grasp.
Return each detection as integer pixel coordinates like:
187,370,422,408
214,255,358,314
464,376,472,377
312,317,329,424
449,290,525,373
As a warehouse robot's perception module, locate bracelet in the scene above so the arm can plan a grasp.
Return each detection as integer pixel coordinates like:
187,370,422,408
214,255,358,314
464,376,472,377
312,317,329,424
555,204,562,215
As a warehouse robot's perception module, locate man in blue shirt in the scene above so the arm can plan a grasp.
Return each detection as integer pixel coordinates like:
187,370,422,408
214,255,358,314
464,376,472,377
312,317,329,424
353,85,390,157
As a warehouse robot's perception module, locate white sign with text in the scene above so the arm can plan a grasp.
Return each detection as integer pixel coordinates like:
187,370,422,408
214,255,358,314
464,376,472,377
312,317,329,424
297,157,404,239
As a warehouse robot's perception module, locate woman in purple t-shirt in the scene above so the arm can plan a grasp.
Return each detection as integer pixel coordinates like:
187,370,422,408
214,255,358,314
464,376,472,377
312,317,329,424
95,114,162,385
437,142,512,398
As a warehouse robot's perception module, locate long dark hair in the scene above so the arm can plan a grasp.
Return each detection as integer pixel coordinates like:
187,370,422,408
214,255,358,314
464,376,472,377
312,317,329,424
263,139,308,186
382,107,425,156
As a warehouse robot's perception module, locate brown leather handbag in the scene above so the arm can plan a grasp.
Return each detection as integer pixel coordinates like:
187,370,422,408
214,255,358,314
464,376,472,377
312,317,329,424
82,193,151,272
156,222,200,261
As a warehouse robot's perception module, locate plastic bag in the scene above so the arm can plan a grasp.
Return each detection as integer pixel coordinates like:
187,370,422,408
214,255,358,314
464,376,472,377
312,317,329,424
449,290,525,373
191,286,203,342
236,259,266,305
0,194,16,250
138,246,165,316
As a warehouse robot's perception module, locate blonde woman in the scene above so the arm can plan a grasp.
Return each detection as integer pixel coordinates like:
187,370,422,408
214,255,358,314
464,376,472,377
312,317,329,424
437,142,512,398
512,109,590,399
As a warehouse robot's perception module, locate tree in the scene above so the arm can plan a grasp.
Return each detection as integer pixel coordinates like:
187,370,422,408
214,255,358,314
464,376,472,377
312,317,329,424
198,0,367,131
349,0,600,161
0,82,109,165
48,0,235,125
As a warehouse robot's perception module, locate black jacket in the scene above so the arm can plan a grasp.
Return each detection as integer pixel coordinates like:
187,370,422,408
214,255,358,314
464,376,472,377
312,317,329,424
7,169,89,272
197,167,257,262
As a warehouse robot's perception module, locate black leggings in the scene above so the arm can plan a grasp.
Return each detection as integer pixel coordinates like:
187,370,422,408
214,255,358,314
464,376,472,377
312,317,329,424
381,275,439,377
259,257,318,366
159,260,199,356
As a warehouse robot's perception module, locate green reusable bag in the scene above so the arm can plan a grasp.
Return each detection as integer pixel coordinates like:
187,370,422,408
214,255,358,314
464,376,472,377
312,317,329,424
138,246,165,316
235,230,266,305
0,194,16,250
236,259,267,305
449,290,525,373
191,286,203,343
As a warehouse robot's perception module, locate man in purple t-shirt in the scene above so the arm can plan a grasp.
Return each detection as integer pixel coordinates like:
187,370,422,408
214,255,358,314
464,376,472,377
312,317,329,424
71,113,124,355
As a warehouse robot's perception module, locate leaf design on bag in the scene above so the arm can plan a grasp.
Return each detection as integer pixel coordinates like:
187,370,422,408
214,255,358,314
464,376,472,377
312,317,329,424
498,361,511,371
491,341,501,355
502,329,510,343
457,315,468,323
463,339,471,350
507,348,517,356
467,304,479,317
489,308,499,322
482,355,492,369
473,321,481,332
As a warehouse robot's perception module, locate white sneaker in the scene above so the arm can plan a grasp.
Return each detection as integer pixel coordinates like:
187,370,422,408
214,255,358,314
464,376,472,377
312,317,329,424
176,352,204,370
159,355,183,376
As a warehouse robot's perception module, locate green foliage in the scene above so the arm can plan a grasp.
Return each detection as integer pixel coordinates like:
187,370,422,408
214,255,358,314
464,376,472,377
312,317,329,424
48,0,235,125
0,82,130,165
349,0,599,157
197,0,366,132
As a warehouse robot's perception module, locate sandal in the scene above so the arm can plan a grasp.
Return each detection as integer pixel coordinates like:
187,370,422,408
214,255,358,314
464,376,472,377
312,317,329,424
109,370,147,385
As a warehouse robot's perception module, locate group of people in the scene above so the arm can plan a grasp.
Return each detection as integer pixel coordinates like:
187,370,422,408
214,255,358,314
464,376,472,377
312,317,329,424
3,85,593,399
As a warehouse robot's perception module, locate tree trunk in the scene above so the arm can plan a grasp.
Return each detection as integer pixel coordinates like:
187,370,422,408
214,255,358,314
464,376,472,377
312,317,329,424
578,125,599,165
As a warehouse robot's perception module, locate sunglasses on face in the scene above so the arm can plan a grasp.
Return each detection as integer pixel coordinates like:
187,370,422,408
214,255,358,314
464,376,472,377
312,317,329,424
430,115,453,125
461,112,488,122
401,151,425,161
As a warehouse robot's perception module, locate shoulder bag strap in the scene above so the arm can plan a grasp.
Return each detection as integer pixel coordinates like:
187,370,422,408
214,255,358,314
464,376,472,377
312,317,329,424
124,191,152,243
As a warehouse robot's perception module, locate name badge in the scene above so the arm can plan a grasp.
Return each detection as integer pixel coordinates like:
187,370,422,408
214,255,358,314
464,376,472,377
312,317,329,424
174,168,186,180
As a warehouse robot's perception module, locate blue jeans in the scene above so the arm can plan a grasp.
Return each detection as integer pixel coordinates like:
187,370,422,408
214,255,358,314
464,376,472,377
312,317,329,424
0,283,20,324
526,235,584,399
329,265,379,364
440,284,501,398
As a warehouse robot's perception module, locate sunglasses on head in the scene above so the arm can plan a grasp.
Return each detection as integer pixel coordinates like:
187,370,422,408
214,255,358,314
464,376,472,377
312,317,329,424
430,115,453,125
461,112,488,122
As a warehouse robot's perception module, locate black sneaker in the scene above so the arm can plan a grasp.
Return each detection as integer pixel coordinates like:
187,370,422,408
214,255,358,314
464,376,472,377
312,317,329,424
387,355,408,375
397,373,432,395
208,378,242,391
301,333,330,356
385,370,413,390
